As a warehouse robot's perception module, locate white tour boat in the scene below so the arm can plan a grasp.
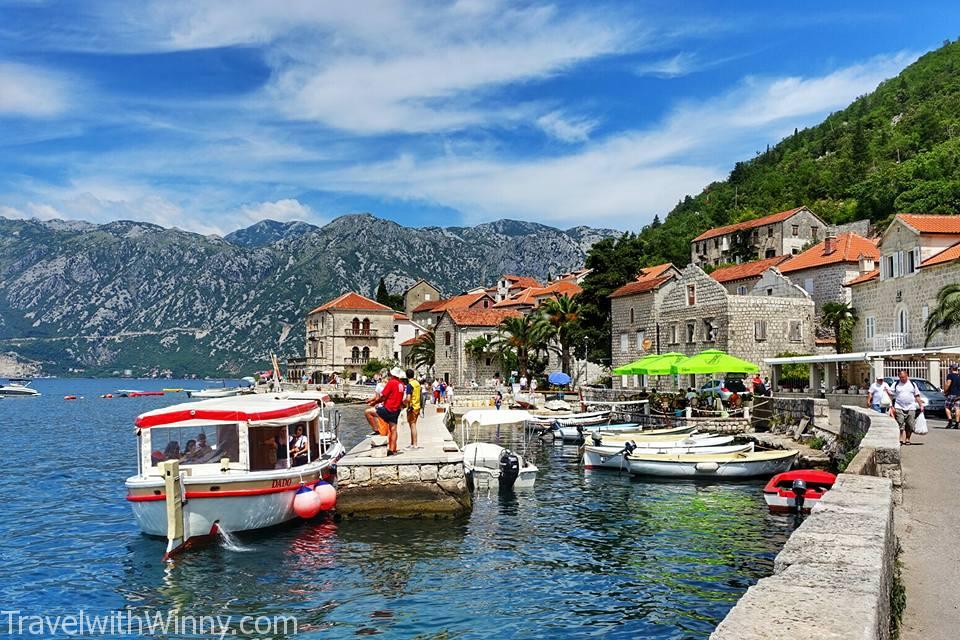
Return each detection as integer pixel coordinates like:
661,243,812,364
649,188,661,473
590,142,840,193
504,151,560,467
125,394,344,559
0,379,40,396
625,449,798,478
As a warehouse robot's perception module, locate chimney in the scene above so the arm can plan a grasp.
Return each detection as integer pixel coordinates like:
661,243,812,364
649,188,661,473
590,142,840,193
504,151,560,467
824,231,837,255
859,253,875,274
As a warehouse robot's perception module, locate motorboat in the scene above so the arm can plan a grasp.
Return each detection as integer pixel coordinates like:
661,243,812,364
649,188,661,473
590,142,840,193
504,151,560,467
125,394,345,559
0,379,40,396
763,469,837,513
542,421,641,442
117,389,165,398
626,449,798,478
588,428,708,447
582,436,737,470
187,387,242,399
527,410,610,426
460,410,538,490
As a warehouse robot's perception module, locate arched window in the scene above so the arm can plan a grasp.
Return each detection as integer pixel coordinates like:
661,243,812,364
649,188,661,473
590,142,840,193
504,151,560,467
351,317,360,333
351,346,360,362
362,318,371,335
361,346,370,361
897,306,909,334
445,331,451,346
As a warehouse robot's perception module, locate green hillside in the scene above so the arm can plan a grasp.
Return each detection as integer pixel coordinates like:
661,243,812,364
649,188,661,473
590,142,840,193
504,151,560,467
576,39,960,363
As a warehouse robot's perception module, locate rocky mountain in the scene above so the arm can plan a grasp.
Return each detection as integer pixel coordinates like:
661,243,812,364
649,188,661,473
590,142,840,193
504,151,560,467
0,214,619,376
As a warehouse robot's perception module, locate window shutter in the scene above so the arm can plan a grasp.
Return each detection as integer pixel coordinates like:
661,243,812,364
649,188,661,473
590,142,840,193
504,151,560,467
914,247,922,272
879,257,887,280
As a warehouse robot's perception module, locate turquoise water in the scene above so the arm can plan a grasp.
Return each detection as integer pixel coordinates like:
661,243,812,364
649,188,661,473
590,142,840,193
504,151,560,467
0,379,795,639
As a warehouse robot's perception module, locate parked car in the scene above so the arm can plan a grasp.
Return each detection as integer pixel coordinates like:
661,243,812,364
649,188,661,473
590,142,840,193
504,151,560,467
699,378,748,401
883,377,946,416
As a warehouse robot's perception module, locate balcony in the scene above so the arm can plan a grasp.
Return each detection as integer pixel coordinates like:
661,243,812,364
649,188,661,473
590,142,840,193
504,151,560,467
344,329,379,338
344,357,370,365
307,330,321,340
872,333,909,351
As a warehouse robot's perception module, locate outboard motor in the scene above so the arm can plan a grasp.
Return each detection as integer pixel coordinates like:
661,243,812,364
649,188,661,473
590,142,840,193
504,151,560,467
791,479,808,513
622,441,637,456
591,430,603,446
498,450,521,490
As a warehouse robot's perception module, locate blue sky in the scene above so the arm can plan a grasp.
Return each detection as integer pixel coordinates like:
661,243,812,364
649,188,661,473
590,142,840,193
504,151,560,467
0,1,957,235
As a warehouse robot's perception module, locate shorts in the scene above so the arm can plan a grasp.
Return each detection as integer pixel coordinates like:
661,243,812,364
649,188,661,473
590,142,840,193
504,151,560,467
376,405,400,425
894,408,916,433
406,407,420,421
946,395,960,409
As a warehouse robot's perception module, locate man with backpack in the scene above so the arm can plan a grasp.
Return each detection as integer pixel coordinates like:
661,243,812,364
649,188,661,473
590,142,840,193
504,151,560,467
887,369,924,445
944,364,960,429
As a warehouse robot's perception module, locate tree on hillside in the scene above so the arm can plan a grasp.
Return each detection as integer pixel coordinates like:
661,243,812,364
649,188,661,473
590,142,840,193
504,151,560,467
925,284,960,346
541,294,581,374
490,313,551,379
375,277,405,312
821,302,858,353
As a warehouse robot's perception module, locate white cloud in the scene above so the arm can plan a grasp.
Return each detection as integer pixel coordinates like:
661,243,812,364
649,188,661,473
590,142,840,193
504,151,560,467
535,111,598,143
236,198,319,224
634,52,699,78
0,62,73,117
0,202,64,221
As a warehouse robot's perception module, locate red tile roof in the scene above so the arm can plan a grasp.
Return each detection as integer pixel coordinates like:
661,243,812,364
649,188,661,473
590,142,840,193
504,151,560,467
635,263,674,281
778,233,879,274
692,207,807,242
609,275,672,298
399,334,429,347
433,291,494,313
502,275,542,289
537,279,582,298
393,312,409,320
493,289,538,308
310,292,393,314
844,269,879,287
921,241,960,268
897,214,960,235
496,279,584,308
445,308,521,327
709,256,790,283
411,299,444,313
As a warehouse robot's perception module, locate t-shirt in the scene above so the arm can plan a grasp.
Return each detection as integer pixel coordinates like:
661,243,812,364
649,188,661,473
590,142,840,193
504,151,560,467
892,380,920,411
868,382,890,405
407,379,422,411
945,372,960,396
380,377,405,412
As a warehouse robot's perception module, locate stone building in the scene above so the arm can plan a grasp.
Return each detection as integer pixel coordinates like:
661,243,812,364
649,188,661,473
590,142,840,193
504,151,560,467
302,292,396,381
779,232,879,314
609,263,681,389
392,313,427,362
690,206,827,267
493,278,582,310
411,299,444,328
433,308,520,386
709,256,790,295
493,275,542,302
402,279,441,318
847,214,960,353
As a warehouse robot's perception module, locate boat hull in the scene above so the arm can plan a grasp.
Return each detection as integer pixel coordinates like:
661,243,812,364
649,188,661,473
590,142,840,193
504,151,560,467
0,388,40,396
187,388,241,399
556,422,640,440
582,438,744,470
627,451,797,478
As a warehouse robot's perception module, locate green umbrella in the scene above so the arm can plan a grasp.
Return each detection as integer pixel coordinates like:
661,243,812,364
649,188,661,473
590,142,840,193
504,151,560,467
670,349,759,375
612,353,660,375
634,352,689,375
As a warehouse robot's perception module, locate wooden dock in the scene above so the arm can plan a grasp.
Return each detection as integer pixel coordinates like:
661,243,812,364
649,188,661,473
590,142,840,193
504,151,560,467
335,405,472,518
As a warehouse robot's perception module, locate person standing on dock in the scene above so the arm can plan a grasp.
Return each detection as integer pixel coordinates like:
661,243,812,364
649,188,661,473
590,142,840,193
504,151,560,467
379,367,407,455
404,368,421,449
944,364,960,429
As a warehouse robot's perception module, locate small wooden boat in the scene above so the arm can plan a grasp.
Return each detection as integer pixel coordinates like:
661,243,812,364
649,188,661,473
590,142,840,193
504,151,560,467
583,437,745,470
626,449,798,478
527,410,610,426
187,387,241,399
763,469,836,513
589,426,700,445
64,395,79,400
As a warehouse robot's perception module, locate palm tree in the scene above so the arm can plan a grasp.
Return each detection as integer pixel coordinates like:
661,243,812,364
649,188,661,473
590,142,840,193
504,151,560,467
409,330,435,370
540,294,581,374
925,283,960,346
821,302,858,354
490,313,551,379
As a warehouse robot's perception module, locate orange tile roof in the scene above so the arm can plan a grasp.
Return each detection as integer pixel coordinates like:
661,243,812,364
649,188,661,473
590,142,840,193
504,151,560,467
609,275,672,299
778,233,879,274
432,291,494,313
709,256,790,283
692,207,807,242
310,292,393,314
502,275,542,289
536,279,582,298
897,214,960,235
921,241,960,268
393,312,409,320
445,308,521,327
844,269,879,287
411,299,444,313
493,289,538,308
399,334,429,347
635,263,674,281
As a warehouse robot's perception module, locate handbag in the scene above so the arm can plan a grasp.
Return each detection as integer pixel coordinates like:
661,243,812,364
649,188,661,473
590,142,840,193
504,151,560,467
914,412,929,435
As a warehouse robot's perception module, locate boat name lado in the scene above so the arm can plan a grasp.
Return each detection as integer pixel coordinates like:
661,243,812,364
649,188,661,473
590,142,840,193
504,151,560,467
125,394,344,560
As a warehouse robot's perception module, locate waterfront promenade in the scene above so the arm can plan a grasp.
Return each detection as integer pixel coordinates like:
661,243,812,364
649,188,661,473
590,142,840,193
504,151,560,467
896,419,960,640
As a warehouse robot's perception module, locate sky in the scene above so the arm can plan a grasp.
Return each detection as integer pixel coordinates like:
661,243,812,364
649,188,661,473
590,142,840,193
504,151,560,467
0,1,958,236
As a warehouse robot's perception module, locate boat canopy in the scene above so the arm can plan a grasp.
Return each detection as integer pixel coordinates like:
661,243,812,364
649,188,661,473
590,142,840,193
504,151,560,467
461,409,533,427
135,396,320,429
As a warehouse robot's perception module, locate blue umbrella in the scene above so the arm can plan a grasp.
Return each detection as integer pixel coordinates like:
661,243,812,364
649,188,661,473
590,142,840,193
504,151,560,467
548,371,571,386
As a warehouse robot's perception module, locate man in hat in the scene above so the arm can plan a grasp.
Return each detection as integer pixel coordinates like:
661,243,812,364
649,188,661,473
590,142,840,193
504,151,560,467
866,375,891,414
945,364,960,429
377,367,407,455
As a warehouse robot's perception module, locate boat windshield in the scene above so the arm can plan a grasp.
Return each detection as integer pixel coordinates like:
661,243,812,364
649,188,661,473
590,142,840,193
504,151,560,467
148,424,239,467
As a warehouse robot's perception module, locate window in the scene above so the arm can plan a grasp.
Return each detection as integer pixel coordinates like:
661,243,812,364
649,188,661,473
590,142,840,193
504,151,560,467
632,375,639,388
704,319,717,342
766,288,774,296
791,247,800,255
361,346,370,361
621,375,628,387
361,318,370,334
485,357,492,366
803,278,815,294
755,320,767,341
791,224,799,236
714,238,720,249
865,316,876,340
620,333,629,353
767,226,774,238
319,342,323,357
686,284,696,306
148,423,240,469
789,320,803,342
811,227,819,241
394,324,399,333
906,248,920,275
425,293,432,301
351,346,360,362
482,299,490,308
636,331,645,351
444,331,451,346
897,307,909,334
351,317,360,333
670,324,679,344
686,322,696,343
765,248,776,258
736,285,747,295
629,308,635,324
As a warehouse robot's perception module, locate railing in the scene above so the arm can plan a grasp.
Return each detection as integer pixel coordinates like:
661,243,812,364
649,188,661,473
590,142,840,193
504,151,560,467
307,330,321,340
344,329,379,337
343,357,370,365
872,333,909,351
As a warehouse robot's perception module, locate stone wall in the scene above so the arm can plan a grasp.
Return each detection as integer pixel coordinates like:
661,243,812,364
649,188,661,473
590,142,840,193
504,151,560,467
403,280,441,317
434,315,502,387
749,267,808,298
766,396,831,432
840,406,902,504
783,262,858,313
336,461,471,517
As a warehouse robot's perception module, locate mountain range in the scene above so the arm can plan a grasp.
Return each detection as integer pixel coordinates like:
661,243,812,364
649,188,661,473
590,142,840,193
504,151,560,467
0,214,616,376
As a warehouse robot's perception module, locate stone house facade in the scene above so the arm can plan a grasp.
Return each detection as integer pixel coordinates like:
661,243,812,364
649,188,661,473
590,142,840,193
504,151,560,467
392,313,427,362
779,232,879,316
433,308,520,387
709,256,790,295
690,206,827,267
403,279,441,318
303,292,396,381
848,214,960,352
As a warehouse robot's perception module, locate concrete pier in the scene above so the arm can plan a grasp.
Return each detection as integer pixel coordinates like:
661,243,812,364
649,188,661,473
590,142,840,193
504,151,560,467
335,405,472,518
